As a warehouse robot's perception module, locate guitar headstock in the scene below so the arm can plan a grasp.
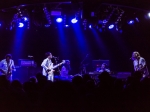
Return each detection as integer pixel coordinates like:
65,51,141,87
62,60,66,64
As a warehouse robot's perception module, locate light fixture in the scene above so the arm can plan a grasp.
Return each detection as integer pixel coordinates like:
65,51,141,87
56,18,63,23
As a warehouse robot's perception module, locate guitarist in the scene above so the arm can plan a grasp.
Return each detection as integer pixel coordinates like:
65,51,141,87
0,54,16,81
131,51,149,78
41,52,54,81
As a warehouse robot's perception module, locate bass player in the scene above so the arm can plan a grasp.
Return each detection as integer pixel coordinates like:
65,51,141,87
0,54,16,81
131,51,149,78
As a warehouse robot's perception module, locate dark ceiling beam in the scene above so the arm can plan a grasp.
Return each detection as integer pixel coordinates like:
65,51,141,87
0,0,150,11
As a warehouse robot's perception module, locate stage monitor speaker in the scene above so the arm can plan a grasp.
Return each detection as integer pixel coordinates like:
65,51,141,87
12,67,40,83
18,59,35,67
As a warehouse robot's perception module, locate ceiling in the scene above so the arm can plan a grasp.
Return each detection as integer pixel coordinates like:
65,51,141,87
0,0,149,31
0,0,150,11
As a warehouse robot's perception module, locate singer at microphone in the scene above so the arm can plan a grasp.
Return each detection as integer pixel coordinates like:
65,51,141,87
53,56,58,59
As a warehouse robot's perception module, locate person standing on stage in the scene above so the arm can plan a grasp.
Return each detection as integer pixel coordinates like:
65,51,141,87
60,60,71,79
41,52,54,81
0,54,16,81
131,51,149,77
99,63,110,74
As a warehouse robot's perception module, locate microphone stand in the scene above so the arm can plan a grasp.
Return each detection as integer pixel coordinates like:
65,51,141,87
80,54,88,75
54,58,60,75
28,56,34,79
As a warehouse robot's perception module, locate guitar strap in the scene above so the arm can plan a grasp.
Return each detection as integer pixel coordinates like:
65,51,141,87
138,58,145,75
138,58,139,69
6,60,12,74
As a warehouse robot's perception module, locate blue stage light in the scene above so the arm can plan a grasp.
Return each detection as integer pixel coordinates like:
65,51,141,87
56,18,63,23
108,24,114,29
65,25,69,27
128,20,134,24
148,13,150,17
18,23,24,28
89,25,92,29
23,17,28,22
71,18,78,24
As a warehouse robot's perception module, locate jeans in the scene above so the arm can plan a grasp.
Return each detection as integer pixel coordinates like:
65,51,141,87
47,74,54,82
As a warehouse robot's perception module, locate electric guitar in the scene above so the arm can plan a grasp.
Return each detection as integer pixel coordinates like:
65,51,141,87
47,60,65,76
135,64,145,72
0,67,12,78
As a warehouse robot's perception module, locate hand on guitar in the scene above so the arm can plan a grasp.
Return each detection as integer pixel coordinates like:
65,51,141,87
0,68,12,78
13,68,16,72
46,69,51,72
47,69,55,72
0,68,6,74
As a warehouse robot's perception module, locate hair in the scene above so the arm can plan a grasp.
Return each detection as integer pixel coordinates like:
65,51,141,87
5,54,12,59
45,52,51,58
133,51,140,58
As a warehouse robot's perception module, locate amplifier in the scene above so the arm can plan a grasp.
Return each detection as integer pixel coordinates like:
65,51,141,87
18,59,35,67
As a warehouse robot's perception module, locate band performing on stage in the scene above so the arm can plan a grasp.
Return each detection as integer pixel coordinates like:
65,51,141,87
0,51,149,81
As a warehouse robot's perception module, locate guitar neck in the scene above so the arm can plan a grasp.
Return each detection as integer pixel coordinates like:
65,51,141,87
52,63,63,69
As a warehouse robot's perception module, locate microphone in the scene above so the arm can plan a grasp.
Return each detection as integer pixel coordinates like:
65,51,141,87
53,56,58,58
130,57,134,60
28,55,33,58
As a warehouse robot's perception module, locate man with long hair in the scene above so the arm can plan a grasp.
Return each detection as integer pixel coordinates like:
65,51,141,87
131,51,149,77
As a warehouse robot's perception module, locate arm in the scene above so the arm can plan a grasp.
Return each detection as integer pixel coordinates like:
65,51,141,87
0,61,3,72
106,69,110,73
41,59,49,71
0,60,6,74
133,61,138,71
139,58,146,71
11,60,16,71
0,61,3,68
